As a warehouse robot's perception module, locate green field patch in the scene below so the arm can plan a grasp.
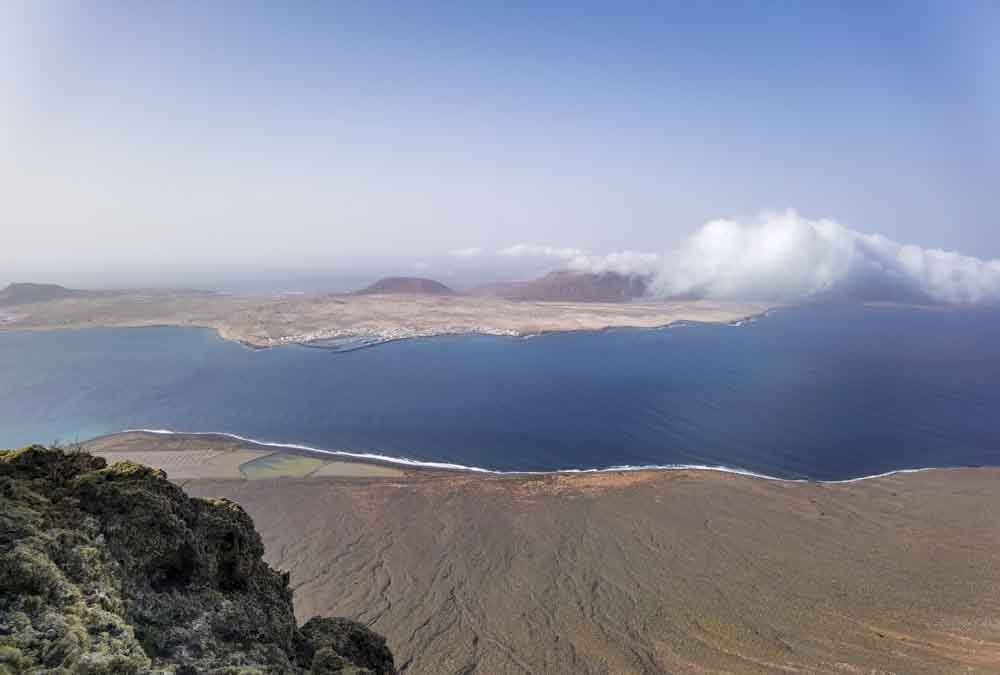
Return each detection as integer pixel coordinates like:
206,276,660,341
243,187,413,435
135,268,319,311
239,451,325,479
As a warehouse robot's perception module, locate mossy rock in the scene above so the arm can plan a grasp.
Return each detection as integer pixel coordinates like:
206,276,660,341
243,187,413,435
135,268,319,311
0,446,396,674
296,618,394,675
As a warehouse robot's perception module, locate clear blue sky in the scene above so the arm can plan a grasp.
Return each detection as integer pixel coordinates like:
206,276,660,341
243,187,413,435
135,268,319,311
2,1,997,288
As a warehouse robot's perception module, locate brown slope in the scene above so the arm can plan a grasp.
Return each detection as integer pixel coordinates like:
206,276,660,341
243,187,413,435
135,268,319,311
185,467,1000,675
475,270,648,302
0,282,86,306
357,277,455,295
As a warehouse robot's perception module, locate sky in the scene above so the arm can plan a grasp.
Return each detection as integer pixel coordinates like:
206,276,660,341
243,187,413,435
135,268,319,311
1,1,998,294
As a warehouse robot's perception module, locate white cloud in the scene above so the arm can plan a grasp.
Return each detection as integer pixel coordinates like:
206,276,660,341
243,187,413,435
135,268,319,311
498,244,659,277
414,261,431,272
567,250,661,276
649,210,1000,304
499,244,589,260
474,214,1000,305
449,247,484,258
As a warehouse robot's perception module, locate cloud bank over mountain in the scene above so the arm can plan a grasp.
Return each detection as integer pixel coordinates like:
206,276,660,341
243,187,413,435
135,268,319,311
498,244,661,278
648,212,1000,304
467,212,1000,305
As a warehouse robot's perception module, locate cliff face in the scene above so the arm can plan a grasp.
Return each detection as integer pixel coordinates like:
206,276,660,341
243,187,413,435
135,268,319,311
0,446,395,675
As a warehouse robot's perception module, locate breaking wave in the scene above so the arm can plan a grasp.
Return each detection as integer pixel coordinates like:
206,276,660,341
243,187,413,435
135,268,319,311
123,428,939,484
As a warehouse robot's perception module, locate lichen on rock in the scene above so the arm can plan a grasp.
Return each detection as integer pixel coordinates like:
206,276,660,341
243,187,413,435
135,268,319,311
0,446,395,674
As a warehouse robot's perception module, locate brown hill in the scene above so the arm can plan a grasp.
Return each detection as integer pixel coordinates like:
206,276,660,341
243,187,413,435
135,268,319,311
475,270,648,302
356,276,455,296
186,464,1000,675
0,282,84,306
89,432,1000,674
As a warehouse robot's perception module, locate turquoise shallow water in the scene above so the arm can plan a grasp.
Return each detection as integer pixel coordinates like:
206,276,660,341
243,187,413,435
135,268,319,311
2,304,999,480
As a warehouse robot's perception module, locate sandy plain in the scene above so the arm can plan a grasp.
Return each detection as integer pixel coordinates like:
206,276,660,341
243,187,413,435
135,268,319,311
81,431,1000,675
83,431,407,479
0,289,771,347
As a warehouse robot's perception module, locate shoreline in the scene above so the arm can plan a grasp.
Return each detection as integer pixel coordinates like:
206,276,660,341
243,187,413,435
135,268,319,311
1,307,775,352
288,307,783,352
0,291,774,349
85,428,981,485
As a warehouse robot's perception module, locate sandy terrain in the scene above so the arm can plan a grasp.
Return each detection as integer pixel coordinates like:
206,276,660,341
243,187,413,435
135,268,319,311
187,469,1000,675
84,432,1000,674
82,431,408,479
89,448,267,480
83,430,260,455
310,460,408,478
0,289,770,348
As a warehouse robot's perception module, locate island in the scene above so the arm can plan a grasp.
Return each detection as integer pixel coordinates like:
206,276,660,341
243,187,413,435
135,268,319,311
0,280,771,349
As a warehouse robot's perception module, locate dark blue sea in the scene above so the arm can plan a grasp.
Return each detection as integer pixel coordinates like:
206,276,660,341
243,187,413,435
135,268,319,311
2,304,999,480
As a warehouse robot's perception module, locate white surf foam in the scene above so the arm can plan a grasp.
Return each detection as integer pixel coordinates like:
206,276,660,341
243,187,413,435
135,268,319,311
120,428,943,484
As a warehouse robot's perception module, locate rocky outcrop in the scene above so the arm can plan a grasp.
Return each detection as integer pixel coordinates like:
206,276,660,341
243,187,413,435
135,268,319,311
0,446,395,674
295,619,394,675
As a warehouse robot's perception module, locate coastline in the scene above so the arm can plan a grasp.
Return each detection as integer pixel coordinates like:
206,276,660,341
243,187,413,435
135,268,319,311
0,290,774,349
290,307,783,352
83,428,973,485
0,303,779,355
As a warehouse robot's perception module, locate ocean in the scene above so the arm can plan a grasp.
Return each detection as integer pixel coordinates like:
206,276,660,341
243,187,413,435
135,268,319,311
2,304,998,480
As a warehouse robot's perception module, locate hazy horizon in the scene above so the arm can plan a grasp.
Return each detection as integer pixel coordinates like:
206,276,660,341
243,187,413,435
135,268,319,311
2,2,998,299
